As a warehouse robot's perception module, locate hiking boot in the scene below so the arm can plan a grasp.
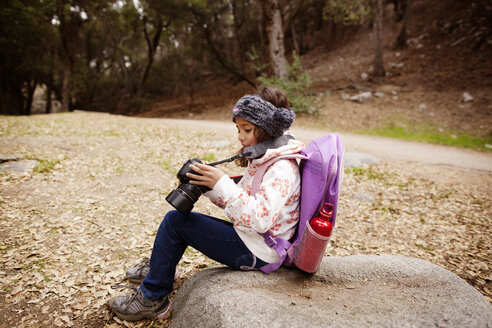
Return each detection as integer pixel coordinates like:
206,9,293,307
107,285,172,322
125,258,150,284
125,257,180,284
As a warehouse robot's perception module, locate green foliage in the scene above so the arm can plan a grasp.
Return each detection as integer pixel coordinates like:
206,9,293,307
258,52,314,114
200,153,217,162
0,0,57,114
360,122,492,151
34,159,60,174
323,0,372,25
347,166,386,181
247,45,269,75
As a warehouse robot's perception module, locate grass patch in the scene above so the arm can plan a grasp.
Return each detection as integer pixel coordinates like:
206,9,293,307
360,122,492,151
346,166,388,182
200,153,217,162
33,159,60,174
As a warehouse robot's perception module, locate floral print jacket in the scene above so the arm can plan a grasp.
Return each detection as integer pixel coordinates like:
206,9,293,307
205,138,305,264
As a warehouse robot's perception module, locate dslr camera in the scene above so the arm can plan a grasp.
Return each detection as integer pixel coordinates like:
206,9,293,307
165,135,292,215
165,158,211,216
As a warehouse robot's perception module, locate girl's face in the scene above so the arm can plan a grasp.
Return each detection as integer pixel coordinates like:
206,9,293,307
235,118,258,148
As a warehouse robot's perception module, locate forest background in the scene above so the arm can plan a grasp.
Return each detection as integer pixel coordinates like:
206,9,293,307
0,0,490,145
1,0,491,150
2,0,398,115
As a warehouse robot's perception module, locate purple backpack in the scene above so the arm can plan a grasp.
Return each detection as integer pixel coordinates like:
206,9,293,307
250,133,345,274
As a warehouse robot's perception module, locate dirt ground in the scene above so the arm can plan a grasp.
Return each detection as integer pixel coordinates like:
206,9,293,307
1,0,491,327
0,112,491,328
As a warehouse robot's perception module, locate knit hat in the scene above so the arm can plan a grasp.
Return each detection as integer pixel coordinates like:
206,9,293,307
232,95,295,138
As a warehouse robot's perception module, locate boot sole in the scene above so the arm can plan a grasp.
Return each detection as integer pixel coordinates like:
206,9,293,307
110,301,173,322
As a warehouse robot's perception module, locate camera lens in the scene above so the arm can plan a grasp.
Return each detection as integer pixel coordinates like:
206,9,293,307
165,183,203,215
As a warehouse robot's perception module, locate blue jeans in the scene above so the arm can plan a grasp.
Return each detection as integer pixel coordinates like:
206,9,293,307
140,210,267,300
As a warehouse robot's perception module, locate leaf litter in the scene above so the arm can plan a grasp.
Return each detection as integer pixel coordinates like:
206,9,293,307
0,112,490,327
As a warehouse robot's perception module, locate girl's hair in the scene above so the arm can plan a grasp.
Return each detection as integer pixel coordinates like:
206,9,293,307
235,87,289,167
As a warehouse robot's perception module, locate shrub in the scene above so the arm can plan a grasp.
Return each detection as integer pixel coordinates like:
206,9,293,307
258,52,315,114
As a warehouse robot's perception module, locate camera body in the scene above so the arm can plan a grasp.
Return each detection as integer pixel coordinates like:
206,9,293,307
165,158,211,215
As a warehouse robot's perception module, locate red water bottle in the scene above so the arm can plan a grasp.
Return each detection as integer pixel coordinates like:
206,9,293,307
310,203,334,237
294,203,334,273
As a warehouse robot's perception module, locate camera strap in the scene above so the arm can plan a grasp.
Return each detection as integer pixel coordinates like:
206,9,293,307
242,135,294,159
207,135,295,166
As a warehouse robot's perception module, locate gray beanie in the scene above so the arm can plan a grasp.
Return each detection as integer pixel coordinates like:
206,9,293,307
232,95,295,138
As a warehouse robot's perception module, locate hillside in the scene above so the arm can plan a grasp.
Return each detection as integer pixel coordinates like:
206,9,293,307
139,0,492,143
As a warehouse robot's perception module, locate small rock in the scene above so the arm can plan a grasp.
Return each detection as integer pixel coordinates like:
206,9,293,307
344,152,380,168
349,92,372,103
353,192,375,203
374,92,385,98
419,103,427,110
462,92,474,103
360,72,368,80
485,144,492,150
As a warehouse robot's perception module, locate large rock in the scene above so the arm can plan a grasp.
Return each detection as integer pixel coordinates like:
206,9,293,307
171,255,492,328
0,159,38,173
344,152,380,168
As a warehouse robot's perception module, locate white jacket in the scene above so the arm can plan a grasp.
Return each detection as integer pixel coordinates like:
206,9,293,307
205,138,305,263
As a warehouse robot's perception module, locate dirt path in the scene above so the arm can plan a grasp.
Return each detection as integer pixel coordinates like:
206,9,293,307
0,112,490,328
170,118,492,170
169,118,492,187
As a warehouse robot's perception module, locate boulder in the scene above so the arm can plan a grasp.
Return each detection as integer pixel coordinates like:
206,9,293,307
353,191,376,203
0,159,38,173
349,92,372,103
344,152,380,168
171,255,492,328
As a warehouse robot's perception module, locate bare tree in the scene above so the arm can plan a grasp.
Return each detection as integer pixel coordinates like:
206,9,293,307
396,0,412,49
373,0,385,77
57,0,83,112
137,14,167,98
259,0,288,78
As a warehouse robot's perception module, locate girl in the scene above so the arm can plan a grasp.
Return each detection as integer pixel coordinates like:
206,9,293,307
107,87,305,321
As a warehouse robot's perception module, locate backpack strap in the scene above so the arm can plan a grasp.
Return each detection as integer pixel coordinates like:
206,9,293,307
250,153,307,196
249,153,307,274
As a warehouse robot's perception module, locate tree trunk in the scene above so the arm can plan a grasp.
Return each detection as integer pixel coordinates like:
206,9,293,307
45,83,52,114
232,0,246,72
373,0,386,77
291,24,300,54
137,15,164,98
57,1,79,112
396,0,412,49
260,0,288,79
61,60,71,112
24,80,36,115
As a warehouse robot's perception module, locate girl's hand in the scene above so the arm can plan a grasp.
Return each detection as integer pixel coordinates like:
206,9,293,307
187,163,226,189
